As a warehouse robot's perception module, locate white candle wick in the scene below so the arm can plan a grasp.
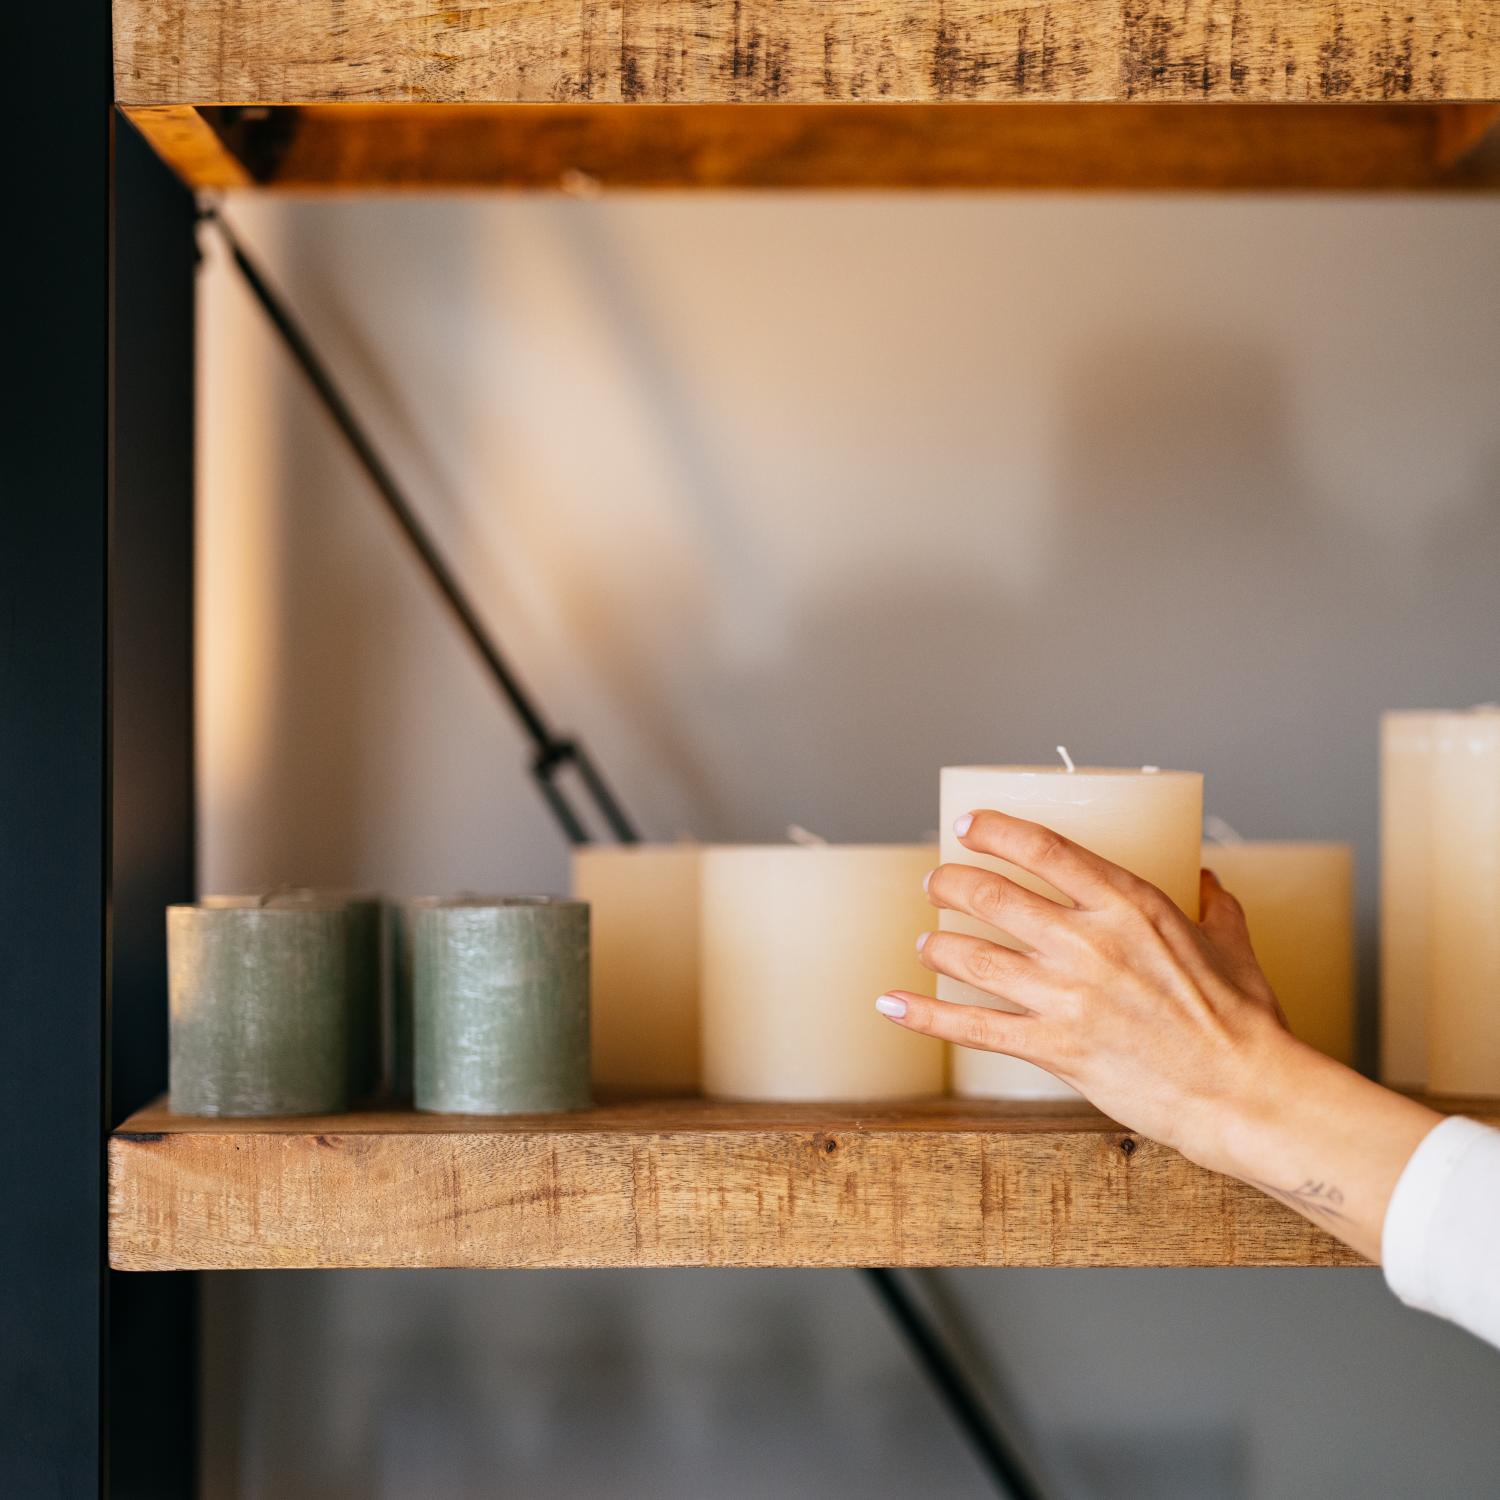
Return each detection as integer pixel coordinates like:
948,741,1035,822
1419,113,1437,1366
1055,745,1076,774
786,824,830,848
1141,765,1161,774
1204,815,1246,846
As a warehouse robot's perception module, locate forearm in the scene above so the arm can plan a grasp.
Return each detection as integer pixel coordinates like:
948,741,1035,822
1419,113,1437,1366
1190,1030,1443,1263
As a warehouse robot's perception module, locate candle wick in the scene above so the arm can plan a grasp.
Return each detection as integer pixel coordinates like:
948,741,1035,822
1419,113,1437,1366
1055,745,1076,774
786,824,830,847
1141,765,1160,774
1204,815,1246,846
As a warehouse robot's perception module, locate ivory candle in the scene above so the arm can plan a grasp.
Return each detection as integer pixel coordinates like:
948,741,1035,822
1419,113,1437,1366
940,765,1203,1100
1200,841,1355,1065
572,845,700,1094
1428,710,1500,1097
413,897,590,1115
1380,712,1442,1088
700,845,943,1101
202,890,384,1100
168,902,351,1116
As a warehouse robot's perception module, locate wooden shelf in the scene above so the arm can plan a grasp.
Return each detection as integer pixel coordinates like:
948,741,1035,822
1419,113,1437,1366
108,1092,1491,1271
114,0,1500,108
124,102,1500,193
114,0,1500,193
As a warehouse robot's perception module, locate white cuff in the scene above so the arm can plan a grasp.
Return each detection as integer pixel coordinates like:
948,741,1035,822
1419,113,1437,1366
1382,1115,1500,1350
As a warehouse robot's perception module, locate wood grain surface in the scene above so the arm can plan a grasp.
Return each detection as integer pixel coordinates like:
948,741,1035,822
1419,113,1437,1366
114,0,1500,106
124,101,1500,192
109,1094,1491,1271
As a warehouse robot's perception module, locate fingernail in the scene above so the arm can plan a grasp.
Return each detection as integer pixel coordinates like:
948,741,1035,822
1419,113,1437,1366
915,930,931,953
953,813,974,838
875,994,908,1019
923,867,936,893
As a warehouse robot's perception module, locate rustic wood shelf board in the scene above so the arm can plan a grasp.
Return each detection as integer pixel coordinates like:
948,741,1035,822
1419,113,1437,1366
115,0,1500,106
122,101,1500,193
109,1094,1489,1271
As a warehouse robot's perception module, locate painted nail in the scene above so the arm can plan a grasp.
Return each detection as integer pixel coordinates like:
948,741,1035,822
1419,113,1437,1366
953,812,974,838
922,867,936,893
875,994,909,1019
915,931,931,953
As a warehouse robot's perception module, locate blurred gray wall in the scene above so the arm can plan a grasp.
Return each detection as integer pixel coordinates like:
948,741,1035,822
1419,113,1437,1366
198,194,1500,1500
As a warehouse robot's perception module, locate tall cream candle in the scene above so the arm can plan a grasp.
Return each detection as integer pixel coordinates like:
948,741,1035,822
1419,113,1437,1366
700,844,943,1101
1380,712,1441,1088
572,845,700,1095
940,765,1203,1100
1201,840,1355,1066
1428,710,1500,1097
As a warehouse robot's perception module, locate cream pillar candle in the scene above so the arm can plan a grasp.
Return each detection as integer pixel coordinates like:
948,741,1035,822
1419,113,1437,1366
572,845,700,1095
700,844,943,1101
1200,840,1355,1066
1428,710,1500,1097
1380,712,1442,1087
940,765,1203,1100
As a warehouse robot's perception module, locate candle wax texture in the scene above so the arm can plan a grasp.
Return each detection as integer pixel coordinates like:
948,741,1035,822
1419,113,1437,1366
1200,843,1355,1065
1428,711,1500,1097
572,845,700,1093
1381,712,1441,1088
202,890,383,1100
940,767,1203,1100
168,903,352,1116
413,897,590,1115
699,845,943,1101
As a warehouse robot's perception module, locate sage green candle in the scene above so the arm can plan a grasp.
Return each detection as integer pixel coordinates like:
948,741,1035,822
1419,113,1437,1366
413,897,590,1115
202,890,384,1101
391,900,416,1100
168,903,351,1116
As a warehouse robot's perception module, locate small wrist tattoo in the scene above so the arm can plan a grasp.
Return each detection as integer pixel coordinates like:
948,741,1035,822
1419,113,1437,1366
1251,1177,1348,1222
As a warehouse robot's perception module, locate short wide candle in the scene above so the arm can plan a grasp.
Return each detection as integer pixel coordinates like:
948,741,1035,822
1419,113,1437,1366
169,902,351,1116
940,766,1203,1100
700,845,943,1101
202,890,383,1101
1200,841,1355,1066
571,845,700,1095
413,897,590,1115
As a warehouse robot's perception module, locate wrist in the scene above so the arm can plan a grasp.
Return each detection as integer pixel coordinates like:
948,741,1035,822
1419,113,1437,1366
1177,1022,1330,1182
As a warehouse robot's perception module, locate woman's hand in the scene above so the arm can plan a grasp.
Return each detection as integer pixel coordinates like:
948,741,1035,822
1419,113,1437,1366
876,808,1442,1262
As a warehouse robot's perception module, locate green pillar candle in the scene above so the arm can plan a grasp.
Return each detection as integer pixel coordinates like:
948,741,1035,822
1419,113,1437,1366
413,897,590,1115
202,890,384,1101
168,902,351,1116
391,900,417,1100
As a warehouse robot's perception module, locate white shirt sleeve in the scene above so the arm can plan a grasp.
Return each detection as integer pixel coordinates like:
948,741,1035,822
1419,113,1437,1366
1382,1115,1500,1349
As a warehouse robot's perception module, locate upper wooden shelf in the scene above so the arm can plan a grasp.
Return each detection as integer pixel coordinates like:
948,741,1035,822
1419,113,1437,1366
107,1092,1493,1271
114,0,1500,107
115,0,1500,192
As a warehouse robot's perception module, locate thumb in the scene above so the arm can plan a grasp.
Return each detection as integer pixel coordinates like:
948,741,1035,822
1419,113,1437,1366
1200,869,1283,1016
1200,868,1256,968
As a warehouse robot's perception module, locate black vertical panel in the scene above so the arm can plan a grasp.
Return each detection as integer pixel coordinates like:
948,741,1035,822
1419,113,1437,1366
1,4,113,1495
108,118,199,1500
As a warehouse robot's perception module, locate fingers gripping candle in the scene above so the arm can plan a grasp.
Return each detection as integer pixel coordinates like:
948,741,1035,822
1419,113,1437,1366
939,761,1203,1100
